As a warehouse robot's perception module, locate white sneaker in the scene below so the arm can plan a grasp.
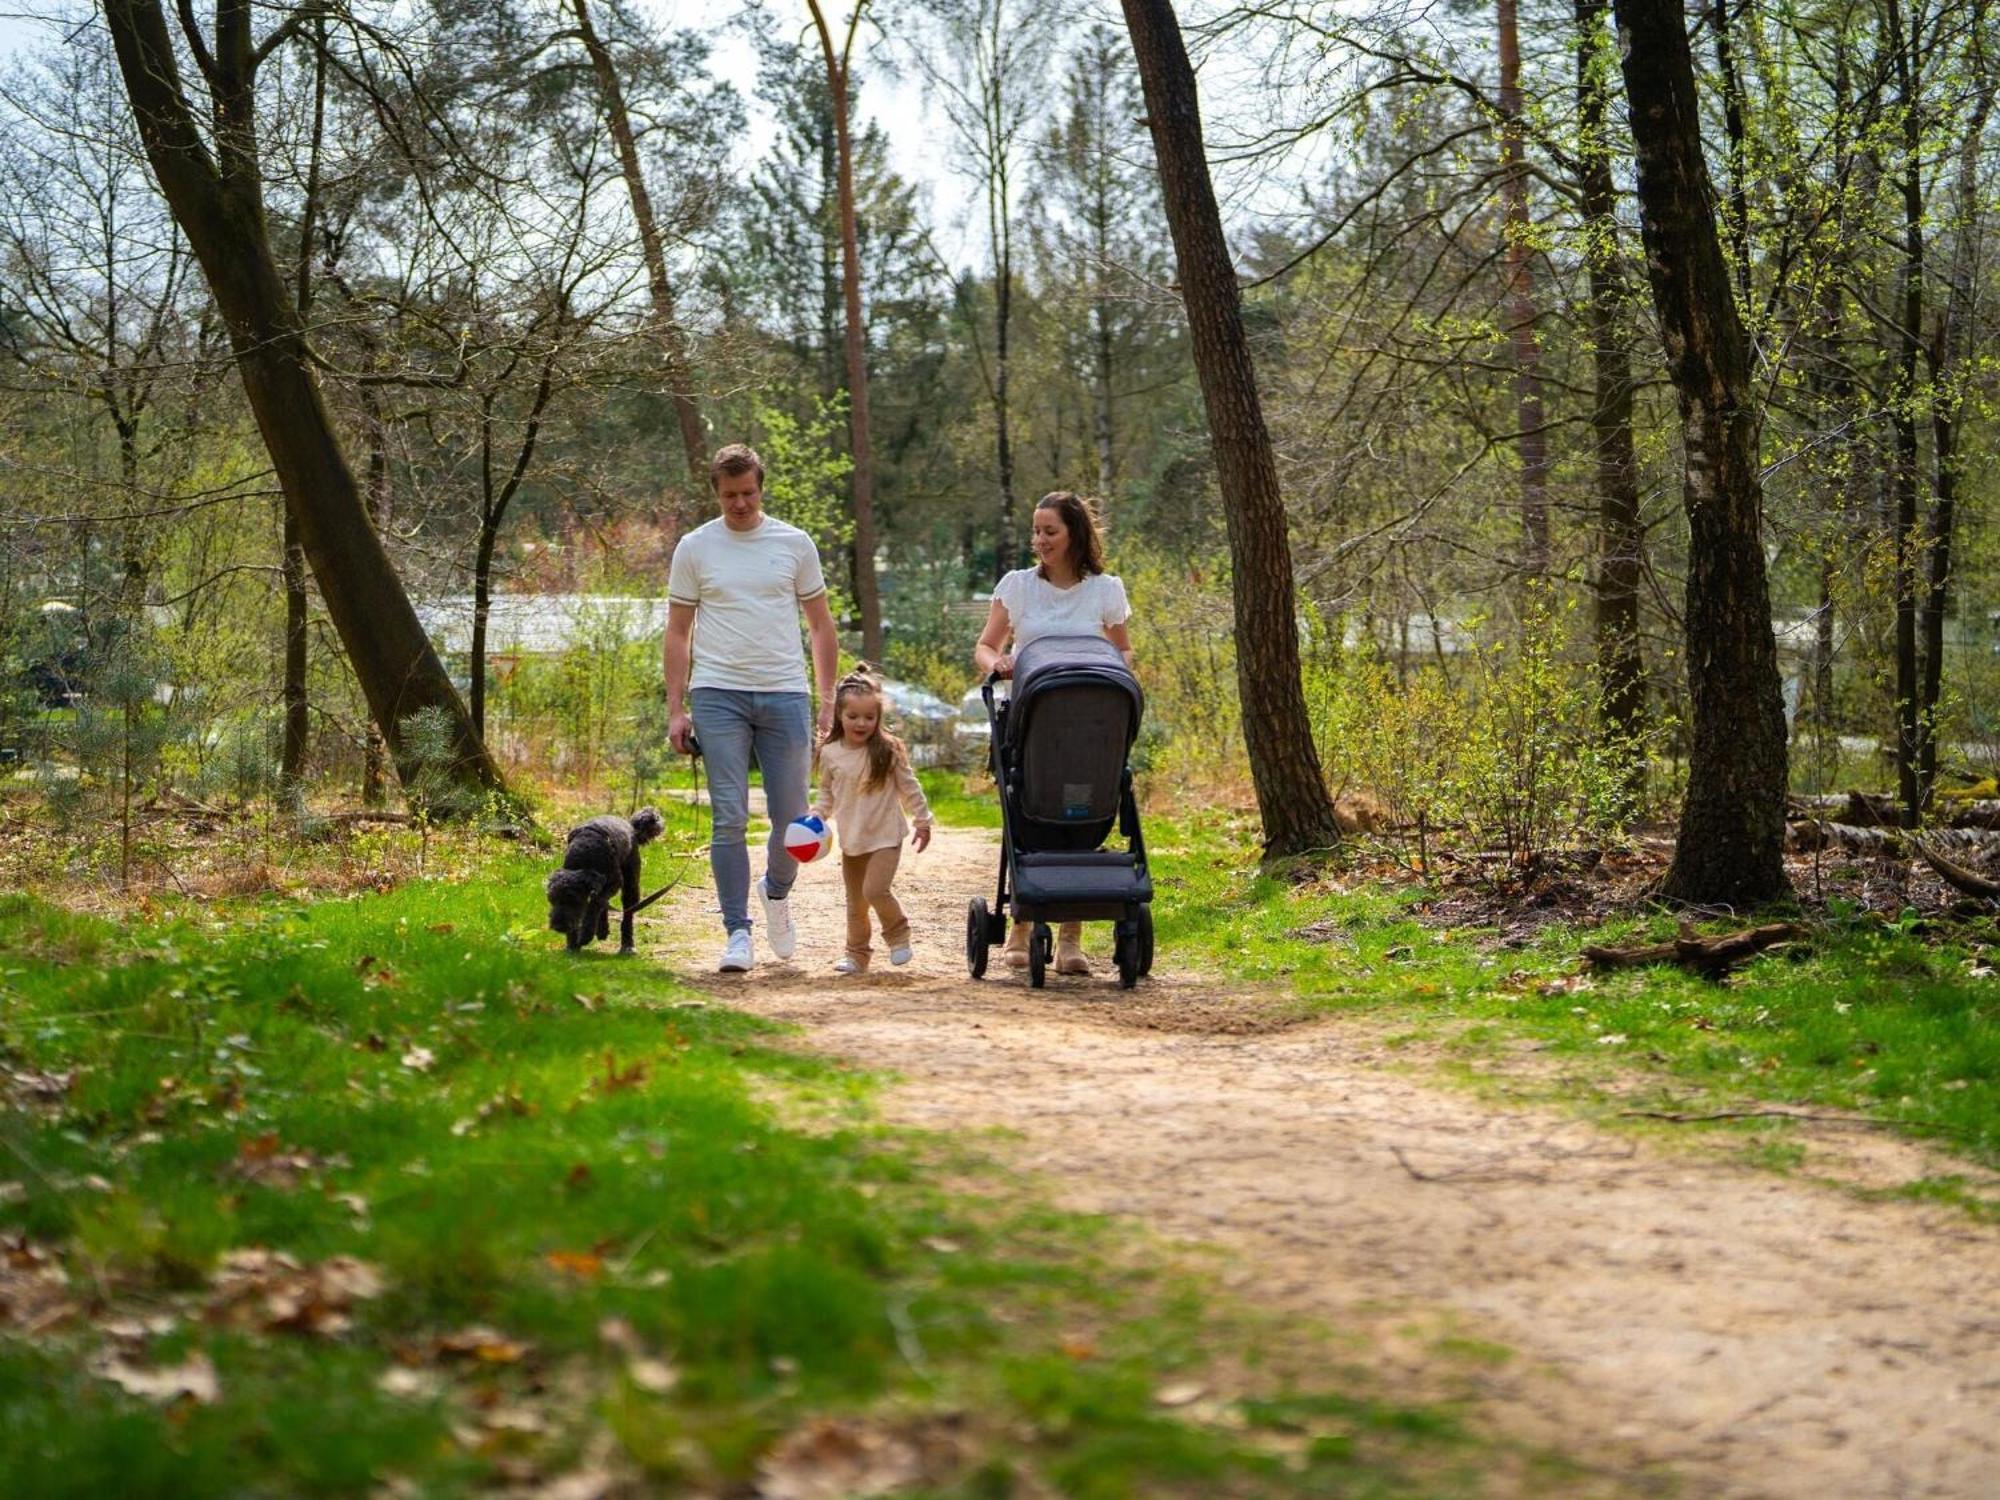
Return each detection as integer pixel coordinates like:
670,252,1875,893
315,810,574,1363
757,878,797,959
717,929,753,973
889,944,913,966
833,956,862,975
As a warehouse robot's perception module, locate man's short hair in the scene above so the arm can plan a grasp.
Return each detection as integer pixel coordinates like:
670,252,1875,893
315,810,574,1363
710,443,764,490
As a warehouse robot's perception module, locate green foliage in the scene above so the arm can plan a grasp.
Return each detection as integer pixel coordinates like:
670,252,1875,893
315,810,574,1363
1308,592,1652,871
755,396,855,627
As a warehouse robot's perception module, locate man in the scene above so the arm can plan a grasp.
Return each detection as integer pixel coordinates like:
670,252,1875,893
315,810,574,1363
665,444,840,972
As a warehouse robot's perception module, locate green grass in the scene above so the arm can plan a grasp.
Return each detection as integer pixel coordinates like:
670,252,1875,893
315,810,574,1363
918,766,1003,829
0,853,1500,1497
1144,810,2000,1177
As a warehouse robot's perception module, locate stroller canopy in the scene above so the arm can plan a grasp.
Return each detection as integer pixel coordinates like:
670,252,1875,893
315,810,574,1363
1003,634,1143,845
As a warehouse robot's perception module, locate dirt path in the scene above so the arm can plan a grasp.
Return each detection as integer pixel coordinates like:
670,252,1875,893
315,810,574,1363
650,825,2000,1500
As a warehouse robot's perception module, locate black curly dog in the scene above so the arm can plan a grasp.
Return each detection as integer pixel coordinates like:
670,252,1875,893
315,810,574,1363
545,809,663,953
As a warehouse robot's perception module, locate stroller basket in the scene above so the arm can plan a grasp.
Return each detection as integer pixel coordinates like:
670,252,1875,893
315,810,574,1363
966,634,1154,989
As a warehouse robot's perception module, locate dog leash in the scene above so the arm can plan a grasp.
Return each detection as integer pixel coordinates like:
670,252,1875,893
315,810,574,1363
623,745,707,916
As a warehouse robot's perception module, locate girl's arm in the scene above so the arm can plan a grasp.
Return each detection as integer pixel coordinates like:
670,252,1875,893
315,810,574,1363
895,751,934,851
808,751,838,823
974,597,1015,677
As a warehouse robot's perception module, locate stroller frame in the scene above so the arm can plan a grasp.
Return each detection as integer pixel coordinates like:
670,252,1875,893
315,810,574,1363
965,634,1155,989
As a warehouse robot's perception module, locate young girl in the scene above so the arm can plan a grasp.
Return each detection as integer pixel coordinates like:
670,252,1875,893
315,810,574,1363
809,668,934,973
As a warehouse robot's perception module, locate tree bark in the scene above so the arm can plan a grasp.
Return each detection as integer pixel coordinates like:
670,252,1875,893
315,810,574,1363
1498,0,1550,578
1119,0,1341,858
281,504,309,785
1917,38,1994,806
1576,0,1645,768
1614,0,1791,904
103,0,503,797
807,1,884,662
569,0,707,496
1887,0,1924,825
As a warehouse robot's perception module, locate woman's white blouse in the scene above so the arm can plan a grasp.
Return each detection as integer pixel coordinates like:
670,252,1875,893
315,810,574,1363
991,568,1130,653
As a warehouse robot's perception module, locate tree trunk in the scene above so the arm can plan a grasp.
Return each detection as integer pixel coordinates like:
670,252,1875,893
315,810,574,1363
104,0,503,798
807,3,884,661
281,504,309,785
1576,0,1645,768
1710,0,1753,306
569,0,706,498
360,382,391,806
1498,0,1550,578
1614,0,1791,904
993,228,1018,581
1917,47,1994,804
1119,0,1341,859
1886,0,1925,825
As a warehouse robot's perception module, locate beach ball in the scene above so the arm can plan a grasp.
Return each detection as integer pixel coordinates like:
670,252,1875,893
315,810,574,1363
784,814,829,863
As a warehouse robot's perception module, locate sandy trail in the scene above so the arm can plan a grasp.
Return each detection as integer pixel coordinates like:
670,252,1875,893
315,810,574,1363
649,824,2000,1499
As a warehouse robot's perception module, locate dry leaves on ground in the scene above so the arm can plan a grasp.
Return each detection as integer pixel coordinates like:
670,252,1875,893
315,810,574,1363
1,1233,75,1334
756,1418,923,1500
91,1350,220,1405
206,1248,384,1337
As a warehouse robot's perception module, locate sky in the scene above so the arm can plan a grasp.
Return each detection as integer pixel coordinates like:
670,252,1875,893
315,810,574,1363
0,0,1326,271
0,1,985,265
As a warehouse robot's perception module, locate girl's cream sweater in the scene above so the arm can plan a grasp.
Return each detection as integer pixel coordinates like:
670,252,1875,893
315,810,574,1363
810,739,933,855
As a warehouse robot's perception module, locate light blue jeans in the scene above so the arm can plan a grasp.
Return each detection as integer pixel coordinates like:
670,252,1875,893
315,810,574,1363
689,688,814,935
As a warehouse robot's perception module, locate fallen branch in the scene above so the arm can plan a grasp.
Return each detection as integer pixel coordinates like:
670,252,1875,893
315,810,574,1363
1911,836,2000,904
1581,921,1806,974
1619,1108,1890,1129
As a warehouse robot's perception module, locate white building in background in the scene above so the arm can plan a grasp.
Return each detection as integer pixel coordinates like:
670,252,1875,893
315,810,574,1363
413,595,670,673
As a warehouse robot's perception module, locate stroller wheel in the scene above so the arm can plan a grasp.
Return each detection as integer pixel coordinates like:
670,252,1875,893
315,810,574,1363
1138,906,1155,976
1028,921,1051,989
1114,928,1140,989
966,898,991,980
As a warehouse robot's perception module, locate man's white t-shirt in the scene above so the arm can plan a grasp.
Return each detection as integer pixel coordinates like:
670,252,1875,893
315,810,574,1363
992,568,1130,653
667,516,827,693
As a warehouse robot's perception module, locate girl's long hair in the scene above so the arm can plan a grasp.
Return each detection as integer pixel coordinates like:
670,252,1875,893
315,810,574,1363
818,664,906,791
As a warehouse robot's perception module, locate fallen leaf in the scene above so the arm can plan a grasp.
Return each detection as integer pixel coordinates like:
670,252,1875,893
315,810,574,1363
1153,1380,1207,1407
627,1357,678,1394
543,1250,603,1280
756,1417,921,1500
400,1047,435,1073
377,1366,443,1400
426,922,456,935
227,1132,328,1189
596,1316,641,1354
594,1052,646,1094
534,1470,621,1500
1058,1336,1097,1361
94,1351,219,1405
921,1237,962,1255
436,1325,530,1364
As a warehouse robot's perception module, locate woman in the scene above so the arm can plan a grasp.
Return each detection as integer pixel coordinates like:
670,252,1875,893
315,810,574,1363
973,491,1135,975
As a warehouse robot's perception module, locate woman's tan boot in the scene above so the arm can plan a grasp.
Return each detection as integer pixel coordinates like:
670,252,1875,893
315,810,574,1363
1003,919,1031,969
1056,922,1090,976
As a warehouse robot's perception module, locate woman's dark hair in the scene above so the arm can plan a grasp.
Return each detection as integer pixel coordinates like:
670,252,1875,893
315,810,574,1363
1034,491,1106,578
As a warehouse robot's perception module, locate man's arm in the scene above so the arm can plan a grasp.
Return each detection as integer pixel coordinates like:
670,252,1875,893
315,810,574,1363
664,601,697,752
801,591,839,736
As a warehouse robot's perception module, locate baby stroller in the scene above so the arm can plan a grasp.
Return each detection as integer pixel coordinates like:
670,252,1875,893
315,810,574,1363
965,634,1155,990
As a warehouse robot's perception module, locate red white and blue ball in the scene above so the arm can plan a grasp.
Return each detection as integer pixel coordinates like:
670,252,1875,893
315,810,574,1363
784,815,829,863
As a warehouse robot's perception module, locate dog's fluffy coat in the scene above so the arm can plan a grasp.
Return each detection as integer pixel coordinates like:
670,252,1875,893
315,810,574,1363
546,808,664,952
